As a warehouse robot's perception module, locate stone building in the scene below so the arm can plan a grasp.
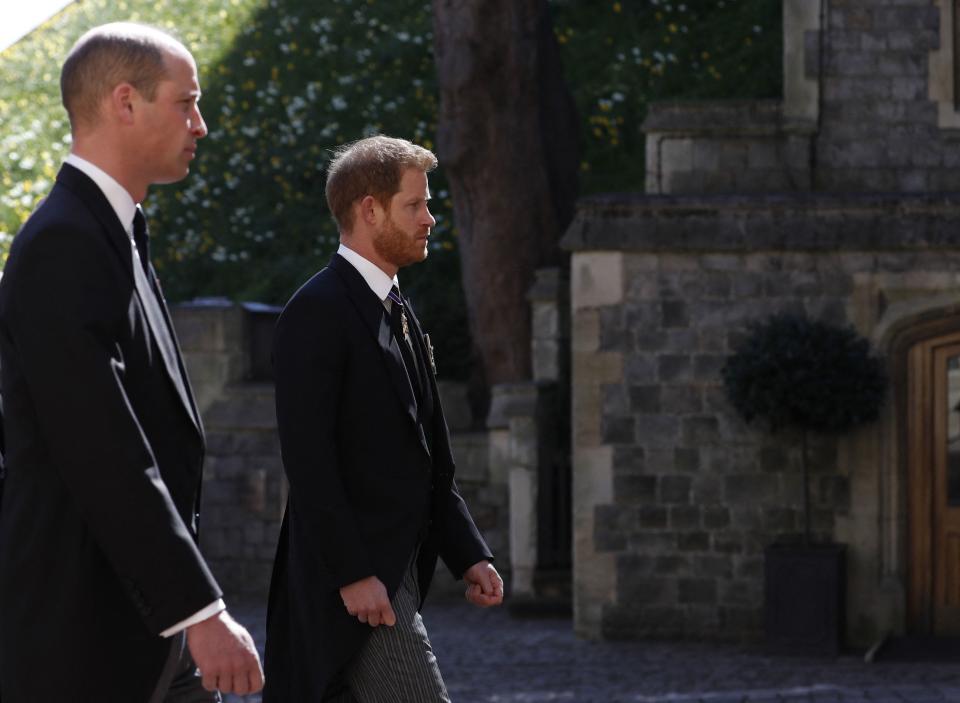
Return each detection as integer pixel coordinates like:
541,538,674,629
564,0,960,646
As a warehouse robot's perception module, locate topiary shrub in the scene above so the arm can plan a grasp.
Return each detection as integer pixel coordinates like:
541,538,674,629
721,313,887,543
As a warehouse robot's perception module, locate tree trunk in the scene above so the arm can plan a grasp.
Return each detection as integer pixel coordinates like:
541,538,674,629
432,0,579,401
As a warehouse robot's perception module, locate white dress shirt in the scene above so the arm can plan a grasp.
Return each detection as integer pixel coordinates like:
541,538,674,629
64,153,225,638
336,242,399,305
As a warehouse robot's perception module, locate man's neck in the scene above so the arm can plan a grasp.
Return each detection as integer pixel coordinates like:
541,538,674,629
70,140,146,203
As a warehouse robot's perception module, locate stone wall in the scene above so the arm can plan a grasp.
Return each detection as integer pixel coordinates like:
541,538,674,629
817,0,960,192
563,192,960,644
643,101,813,195
646,0,960,197
173,301,285,598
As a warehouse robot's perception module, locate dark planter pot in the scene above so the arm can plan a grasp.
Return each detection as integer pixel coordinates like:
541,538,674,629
764,542,846,655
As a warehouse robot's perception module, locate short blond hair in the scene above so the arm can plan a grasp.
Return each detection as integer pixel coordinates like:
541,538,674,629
61,22,184,130
325,135,437,232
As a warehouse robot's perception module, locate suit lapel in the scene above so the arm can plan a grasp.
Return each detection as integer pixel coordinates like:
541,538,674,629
55,165,203,438
328,255,422,439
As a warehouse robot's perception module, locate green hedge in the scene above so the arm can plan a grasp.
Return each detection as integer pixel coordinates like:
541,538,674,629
0,0,781,379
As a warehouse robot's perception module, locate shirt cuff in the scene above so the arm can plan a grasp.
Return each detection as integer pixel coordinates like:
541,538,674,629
159,599,226,638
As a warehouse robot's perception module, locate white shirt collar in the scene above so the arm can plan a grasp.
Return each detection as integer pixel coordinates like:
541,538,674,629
337,243,399,304
65,153,138,238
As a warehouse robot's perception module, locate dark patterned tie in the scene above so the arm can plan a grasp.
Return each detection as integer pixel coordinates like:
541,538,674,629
132,208,151,277
388,286,424,406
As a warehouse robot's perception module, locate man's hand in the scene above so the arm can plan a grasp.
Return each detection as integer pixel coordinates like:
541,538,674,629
186,610,264,695
340,575,397,627
464,561,504,607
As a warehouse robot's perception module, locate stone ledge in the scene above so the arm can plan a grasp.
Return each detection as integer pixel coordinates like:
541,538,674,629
561,192,960,253
642,100,816,137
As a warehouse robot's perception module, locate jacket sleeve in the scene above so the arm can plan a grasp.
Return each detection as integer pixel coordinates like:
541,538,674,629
436,476,495,579
273,288,375,588
6,224,221,634
429,395,494,578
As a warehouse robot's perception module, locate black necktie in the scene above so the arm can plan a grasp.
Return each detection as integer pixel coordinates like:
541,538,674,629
132,208,151,277
388,286,424,406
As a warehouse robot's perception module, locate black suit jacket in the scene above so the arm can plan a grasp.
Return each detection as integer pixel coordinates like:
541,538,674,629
263,253,492,701
0,164,222,703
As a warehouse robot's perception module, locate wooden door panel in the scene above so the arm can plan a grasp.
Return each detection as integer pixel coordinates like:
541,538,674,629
908,333,960,635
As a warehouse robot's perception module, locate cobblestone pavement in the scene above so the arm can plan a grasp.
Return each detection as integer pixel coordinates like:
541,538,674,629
224,597,960,703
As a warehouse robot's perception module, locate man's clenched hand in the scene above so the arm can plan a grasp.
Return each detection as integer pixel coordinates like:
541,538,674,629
464,561,504,608
340,575,397,627
186,610,264,695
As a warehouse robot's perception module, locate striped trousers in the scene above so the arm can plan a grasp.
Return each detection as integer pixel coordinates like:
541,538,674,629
330,554,451,702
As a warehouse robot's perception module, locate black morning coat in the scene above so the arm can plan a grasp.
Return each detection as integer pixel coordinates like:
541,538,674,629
0,164,222,702
263,253,493,700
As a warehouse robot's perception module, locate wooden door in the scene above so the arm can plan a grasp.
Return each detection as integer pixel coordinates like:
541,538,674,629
907,332,960,634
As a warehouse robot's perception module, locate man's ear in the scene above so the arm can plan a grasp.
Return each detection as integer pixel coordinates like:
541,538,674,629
110,83,137,126
358,195,382,226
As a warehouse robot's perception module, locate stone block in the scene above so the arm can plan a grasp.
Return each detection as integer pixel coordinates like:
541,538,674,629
660,476,692,504
746,141,780,170
692,475,724,503
679,579,718,605
674,447,701,472
572,309,601,354
873,6,938,30
655,555,690,575
613,446,646,474
661,138,694,172
664,329,700,353
660,386,702,415
681,415,721,444
760,446,791,473
692,141,721,171
635,415,680,448
890,76,924,100
629,385,661,413
593,504,630,552
713,532,744,554
487,382,537,429
509,466,538,595
639,506,668,528
628,531,678,553
172,301,245,352
658,355,692,383
693,354,727,383
614,475,657,504
635,329,668,352
616,571,674,606
661,300,689,328
644,449,676,473
601,416,635,444
670,505,701,530
623,355,656,384
829,7,873,30
532,339,560,382
703,505,731,529
677,532,710,552
624,300,662,329
572,252,624,309
763,508,797,531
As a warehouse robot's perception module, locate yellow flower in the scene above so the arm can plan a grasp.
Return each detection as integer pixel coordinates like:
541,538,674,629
613,2,621,11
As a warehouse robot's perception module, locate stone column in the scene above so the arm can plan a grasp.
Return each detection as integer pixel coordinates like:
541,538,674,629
488,383,539,597
570,252,623,639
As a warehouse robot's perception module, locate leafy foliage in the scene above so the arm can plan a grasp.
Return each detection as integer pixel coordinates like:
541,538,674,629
721,314,887,434
0,0,781,380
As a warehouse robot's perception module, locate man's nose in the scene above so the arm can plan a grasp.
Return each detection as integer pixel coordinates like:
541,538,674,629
191,106,208,138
